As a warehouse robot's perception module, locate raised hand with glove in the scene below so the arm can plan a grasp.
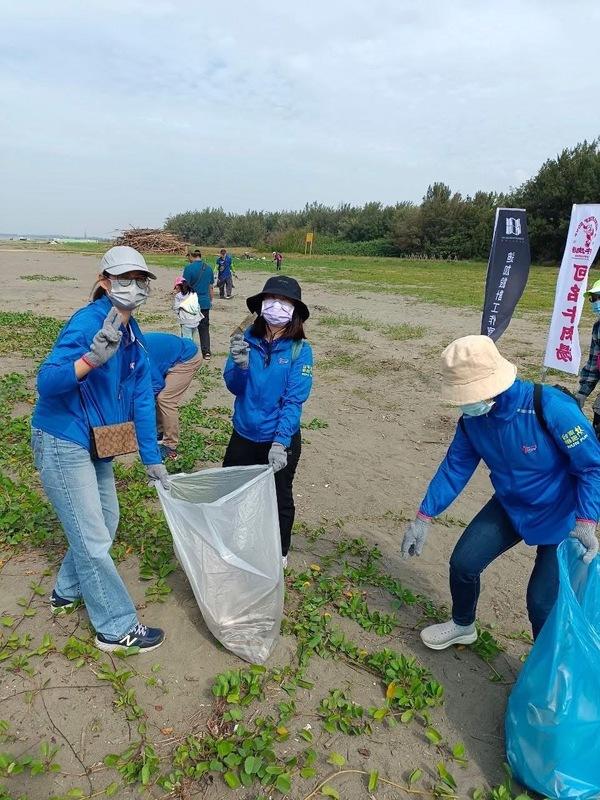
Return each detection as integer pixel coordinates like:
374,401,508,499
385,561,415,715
82,308,123,368
268,442,288,473
401,513,432,558
146,464,171,490
570,519,599,564
230,333,249,369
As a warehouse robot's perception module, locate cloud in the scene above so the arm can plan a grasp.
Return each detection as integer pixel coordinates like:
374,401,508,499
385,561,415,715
1,0,600,235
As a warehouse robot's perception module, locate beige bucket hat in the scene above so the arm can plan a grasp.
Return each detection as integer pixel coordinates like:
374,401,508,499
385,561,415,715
440,335,517,405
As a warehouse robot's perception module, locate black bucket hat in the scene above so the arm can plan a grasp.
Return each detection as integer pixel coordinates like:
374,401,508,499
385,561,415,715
246,275,309,321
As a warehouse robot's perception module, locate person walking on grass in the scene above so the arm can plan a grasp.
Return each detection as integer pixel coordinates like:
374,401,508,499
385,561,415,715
575,278,600,438
223,276,313,568
183,249,214,360
216,248,234,299
31,246,169,653
172,276,202,345
273,251,283,271
144,332,203,461
401,335,600,649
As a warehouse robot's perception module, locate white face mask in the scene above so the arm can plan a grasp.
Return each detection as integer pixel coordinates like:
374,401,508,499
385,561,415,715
261,298,294,326
107,279,149,310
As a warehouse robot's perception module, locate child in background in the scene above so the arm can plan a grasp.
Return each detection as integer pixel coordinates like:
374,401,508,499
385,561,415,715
173,276,202,344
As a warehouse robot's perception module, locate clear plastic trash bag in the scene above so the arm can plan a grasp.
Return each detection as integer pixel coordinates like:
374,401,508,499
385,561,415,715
505,538,600,799
156,465,284,664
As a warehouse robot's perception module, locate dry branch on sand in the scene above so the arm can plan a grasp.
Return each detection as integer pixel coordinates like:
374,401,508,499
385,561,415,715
115,227,189,254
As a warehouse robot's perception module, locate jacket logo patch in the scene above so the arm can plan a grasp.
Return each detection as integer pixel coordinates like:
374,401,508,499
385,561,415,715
301,364,313,377
278,357,289,365
521,444,537,454
561,425,588,448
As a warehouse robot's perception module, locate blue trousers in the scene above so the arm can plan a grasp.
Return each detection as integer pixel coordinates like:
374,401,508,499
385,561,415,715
32,429,138,639
449,496,559,639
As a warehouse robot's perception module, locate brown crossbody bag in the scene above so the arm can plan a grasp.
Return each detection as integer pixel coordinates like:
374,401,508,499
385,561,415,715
80,383,139,460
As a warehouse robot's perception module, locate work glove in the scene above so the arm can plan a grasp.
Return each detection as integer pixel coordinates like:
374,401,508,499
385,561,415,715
146,464,171,490
570,519,599,564
230,333,249,369
84,308,123,368
268,443,288,473
575,392,587,410
401,514,432,558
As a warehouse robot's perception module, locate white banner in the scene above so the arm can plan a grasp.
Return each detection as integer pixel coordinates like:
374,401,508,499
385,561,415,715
543,204,600,375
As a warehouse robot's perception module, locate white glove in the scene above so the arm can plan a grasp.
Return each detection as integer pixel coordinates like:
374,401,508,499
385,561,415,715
268,443,288,473
570,519,599,564
230,333,249,368
146,464,171,490
401,514,431,558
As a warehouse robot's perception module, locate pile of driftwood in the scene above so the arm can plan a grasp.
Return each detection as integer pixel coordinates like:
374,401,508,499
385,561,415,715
115,228,189,254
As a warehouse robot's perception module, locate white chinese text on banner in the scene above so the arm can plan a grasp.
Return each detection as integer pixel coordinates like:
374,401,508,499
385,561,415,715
543,205,600,375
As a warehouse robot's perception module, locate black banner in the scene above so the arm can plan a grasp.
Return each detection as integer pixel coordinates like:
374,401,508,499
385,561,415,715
481,208,531,341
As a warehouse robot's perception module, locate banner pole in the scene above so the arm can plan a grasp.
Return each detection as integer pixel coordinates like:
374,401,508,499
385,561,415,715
539,366,549,384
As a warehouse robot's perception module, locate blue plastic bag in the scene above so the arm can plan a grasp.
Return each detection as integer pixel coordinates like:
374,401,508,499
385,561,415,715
506,539,600,799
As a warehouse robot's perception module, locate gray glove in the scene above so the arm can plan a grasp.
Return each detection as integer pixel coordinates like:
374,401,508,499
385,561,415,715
146,464,171,490
570,520,599,564
84,308,123,367
575,392,587,410
268,443,288,473
401,515,431,558
230,333,249,368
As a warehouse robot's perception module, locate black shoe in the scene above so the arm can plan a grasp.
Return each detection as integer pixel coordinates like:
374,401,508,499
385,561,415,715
94,623,165,653
50,590,83,616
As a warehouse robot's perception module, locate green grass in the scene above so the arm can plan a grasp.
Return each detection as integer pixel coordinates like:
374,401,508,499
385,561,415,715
318,312,426,341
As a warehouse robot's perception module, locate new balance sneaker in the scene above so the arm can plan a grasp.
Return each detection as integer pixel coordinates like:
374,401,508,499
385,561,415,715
420,620,477,651
94,623,165,653
159,444,178,461
50,590,83,616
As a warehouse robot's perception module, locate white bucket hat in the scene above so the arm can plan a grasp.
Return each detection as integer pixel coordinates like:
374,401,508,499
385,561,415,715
440,335,517,405
100,246,156,280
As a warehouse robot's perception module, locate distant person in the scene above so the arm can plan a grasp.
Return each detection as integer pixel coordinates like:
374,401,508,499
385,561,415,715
576,278,600,438
216,248,234,299
223,276,313,568
273,251,283,271
31,246,169,653
401,335,600,649
172,276,202,344
183,249,214,361
144,332,203,460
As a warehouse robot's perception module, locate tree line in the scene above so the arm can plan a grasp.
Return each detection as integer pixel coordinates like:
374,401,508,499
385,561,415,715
165,139,600,263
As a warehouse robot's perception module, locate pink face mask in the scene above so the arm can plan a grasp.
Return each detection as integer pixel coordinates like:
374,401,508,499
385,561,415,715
261,298,294,326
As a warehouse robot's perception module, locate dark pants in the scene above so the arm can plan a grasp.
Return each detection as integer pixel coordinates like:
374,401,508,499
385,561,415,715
198,308,210,357
449,496,559,639
223,430,302,556
593,413,600,440
218,276,233,298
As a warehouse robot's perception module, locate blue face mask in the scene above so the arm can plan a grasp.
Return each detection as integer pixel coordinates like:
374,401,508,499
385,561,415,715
460,399,495,417
592,300,600,317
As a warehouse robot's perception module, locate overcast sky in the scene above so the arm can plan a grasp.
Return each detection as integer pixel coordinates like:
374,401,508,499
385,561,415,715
2,0,600,237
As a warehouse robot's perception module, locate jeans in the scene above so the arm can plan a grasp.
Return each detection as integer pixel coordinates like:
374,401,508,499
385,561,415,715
449,495,559,639
223,430,302,556
31,428,138,640
198,308,210,357
180,325,200,345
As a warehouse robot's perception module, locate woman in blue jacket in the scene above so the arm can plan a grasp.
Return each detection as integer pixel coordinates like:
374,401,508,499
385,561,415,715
223,276,314,567
401,335,600,649
31,246,169,653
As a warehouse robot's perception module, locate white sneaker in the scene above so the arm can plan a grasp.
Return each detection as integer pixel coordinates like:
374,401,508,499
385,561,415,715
420,620,477,651
282,555,288,569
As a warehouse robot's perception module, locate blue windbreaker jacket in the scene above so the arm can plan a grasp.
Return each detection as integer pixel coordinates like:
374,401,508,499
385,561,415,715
143,332,198,395
32,295,161,465
420,379,600,545
223,332,313,447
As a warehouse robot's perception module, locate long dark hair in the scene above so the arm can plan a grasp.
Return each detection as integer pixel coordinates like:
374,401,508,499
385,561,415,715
90,272,110,301
251,307,306,341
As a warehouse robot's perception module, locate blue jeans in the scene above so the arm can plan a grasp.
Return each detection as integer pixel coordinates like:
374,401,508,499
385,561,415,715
449,495,559,639
180,325,200,345
31,429,138,639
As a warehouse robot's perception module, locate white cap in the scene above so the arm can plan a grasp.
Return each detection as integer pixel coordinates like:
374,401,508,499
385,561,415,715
99,246,156,279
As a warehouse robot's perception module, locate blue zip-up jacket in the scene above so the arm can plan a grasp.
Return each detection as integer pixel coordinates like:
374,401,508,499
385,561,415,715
216,254,232,280
143,332,198,395
32,295,161,465
420,379,600,545
223,331,313,447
